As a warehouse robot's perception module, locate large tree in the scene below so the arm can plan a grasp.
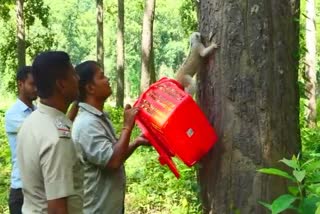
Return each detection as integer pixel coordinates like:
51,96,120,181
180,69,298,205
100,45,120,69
197,1,301,213
116,0,124,107
305,0,317,127
96,0,104,69
140,0,156,93
16,0,25,68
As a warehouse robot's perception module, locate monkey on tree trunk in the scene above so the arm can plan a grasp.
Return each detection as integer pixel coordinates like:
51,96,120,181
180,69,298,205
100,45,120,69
175,32,218,95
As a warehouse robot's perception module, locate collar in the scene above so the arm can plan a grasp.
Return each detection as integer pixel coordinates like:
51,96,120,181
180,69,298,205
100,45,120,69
38,102,72,127
38,102,67,118
79,102,104,117
17,99,36,112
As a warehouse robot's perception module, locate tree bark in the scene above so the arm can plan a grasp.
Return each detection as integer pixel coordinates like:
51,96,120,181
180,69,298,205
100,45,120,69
116,0,125,107
16,0,25,69
140,0,156,93
305,0,317,127
96,0,104,70
197,0,301,213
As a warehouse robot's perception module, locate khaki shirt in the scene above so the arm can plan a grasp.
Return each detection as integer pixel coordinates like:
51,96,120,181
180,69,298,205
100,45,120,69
17,103,83,214
72,103,125,214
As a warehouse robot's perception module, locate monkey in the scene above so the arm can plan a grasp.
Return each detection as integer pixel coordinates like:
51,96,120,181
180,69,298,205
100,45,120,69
175,32,218,95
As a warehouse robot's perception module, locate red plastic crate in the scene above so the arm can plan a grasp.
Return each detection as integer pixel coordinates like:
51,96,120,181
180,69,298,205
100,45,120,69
134,77,218,178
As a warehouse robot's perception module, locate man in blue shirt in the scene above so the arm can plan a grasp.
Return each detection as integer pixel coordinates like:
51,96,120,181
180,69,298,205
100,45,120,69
5,66,37,214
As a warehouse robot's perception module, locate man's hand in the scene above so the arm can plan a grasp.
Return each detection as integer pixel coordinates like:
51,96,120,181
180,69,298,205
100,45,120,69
123,104,139,131
134,135,150,146
48,198,68,214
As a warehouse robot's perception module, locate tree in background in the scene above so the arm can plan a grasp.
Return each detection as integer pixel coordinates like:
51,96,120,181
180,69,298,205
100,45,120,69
46,0,95,64
0,0,51,93
96,0,104,69
16,0,25,68
140,0,156,93
16,0,51,69
179,0,199,34
0,0,190,99
116,0,124,107
197,0,301,213
305,0,317,127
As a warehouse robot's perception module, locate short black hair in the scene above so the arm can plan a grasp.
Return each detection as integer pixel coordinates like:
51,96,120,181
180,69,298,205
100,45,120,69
16,66,32,81
32,51,72,98
75,61,101,102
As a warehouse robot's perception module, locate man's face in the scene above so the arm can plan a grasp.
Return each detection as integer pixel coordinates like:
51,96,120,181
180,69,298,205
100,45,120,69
18,73,37,101
91,66,112,100
62,65,79,103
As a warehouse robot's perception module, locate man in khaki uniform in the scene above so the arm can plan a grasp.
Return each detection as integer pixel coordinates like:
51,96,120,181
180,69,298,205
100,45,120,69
17,51,83,214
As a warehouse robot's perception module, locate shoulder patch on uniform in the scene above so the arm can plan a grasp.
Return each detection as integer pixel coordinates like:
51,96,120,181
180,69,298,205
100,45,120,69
55,119,71,139
58,129,71,139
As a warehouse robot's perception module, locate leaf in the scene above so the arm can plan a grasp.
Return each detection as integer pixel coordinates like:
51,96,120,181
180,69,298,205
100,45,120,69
306,176,320,184
301,159,316,168
257,168,295,181
293,170,306,182
259,201,272,211
303,160,320,171
280,158,299,169
316,204,320,214
271,194,297,214
300,197,320,214
288,186,299,196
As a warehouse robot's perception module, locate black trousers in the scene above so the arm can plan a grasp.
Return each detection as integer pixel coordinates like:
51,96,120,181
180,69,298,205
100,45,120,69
8,188,23,214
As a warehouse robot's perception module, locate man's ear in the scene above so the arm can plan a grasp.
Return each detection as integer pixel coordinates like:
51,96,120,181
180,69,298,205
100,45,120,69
85,83,94,95
17,80,23,90
56,79,67,94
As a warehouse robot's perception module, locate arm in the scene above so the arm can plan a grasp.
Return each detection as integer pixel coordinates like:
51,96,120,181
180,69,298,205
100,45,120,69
74,123,132,170
107,104,139,169
106,128,132,169
73,105,138,170
40,137,77,213
48,198,68,214
5,112,24,134
199,42,218,57
125,141,140,160
125,136,149,160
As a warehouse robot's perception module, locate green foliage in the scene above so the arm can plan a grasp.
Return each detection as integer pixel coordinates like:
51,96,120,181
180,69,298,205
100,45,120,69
258,156,320,214
0,0,191,98
126,151,201,214
179,0,198,34
46,0,96,64
297,9,320,208
25,0,50,28
0,0,54,94
259,195,297,214
257,168,295,181
0,107,10,214
0,0,13,21
0,21,17,93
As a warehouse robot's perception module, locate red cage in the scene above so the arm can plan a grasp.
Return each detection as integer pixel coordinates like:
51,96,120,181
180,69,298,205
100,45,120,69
134,77,218,178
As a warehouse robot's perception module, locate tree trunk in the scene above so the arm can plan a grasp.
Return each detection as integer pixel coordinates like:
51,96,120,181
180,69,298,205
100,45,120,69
305,0,317,128
197,1,301,213
140,0,156,93
16,0,25,69
96,0,104,69
150,46,156,84
116,0,125,107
